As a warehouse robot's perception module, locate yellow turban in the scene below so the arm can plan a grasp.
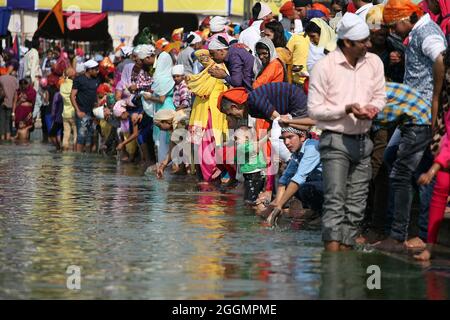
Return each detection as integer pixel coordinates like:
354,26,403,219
366,4,385,30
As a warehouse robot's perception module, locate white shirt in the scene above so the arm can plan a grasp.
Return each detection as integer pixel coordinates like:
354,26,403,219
23,48,41,88
355,3,373,21
239,20,263,54
307,44,326,72
410,14,447,62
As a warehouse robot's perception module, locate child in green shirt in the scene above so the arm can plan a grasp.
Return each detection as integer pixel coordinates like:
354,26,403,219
235,125,267,206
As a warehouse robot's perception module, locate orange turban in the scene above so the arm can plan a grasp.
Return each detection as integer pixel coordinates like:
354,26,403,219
383,0,424,25
312,3,330,18
155,38,170,51
280,1,296,18
217,88,249,111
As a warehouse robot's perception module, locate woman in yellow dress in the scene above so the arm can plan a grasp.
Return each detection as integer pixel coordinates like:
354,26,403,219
186,49,229,182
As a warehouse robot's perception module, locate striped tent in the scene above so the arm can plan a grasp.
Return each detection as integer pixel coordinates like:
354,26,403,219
0,0,283,16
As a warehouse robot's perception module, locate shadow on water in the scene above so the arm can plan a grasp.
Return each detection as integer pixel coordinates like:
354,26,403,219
0,142,450,299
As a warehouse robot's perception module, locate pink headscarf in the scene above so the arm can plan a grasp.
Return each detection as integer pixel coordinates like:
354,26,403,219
419,0,450,35
438,0,450,36
113,101,127,118
419,1,439,22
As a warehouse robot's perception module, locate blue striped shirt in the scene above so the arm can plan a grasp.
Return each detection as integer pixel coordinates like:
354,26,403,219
247,82,308,120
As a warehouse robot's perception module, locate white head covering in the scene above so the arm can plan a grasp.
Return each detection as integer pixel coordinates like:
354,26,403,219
136,44,156,60
294,19,303,34
93,107,105,120
20,46,29,57
121,46,133,57
257,3,272,20
208,36,230,50
254,37,278,77
76,63,86,74
84,59,99,69
210,16,227,33
171,64,185,76
133,45,144,56
337,12,370,41
187,31,202,45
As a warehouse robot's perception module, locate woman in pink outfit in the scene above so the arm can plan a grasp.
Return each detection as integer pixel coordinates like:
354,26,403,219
420,0,450,40
416,48,450,261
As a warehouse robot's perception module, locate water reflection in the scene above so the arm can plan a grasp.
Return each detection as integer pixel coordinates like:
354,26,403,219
1,143,450,299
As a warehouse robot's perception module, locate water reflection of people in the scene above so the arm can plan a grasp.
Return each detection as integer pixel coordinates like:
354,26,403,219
180,183,239,299
319,252,368,299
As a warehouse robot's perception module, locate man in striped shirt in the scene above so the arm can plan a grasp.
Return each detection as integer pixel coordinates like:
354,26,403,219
218,82,310,122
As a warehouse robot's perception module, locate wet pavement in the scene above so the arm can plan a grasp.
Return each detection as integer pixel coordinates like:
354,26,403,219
1,142,450,299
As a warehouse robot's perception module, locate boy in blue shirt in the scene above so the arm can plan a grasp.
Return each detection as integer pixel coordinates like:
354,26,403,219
267,126,323,226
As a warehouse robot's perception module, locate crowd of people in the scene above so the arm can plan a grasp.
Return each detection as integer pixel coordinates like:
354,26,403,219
1,0,450,259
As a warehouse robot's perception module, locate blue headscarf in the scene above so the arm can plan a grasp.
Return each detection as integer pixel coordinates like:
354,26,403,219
307,9,326,20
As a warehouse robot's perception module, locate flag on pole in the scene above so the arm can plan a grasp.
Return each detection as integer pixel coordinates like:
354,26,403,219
38,0,65,34
12,34,19,60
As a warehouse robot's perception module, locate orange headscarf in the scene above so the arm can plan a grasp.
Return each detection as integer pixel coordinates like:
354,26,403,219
217,88,248,112
383,0,424,25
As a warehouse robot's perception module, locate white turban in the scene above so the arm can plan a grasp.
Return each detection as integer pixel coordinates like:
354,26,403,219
84,59,99,69
121,46,133,57
133,45,143,56
257,3,272,20
208,36,230,50
171,64,185,76
210,16,227,33
187,31,202,45
337,12,370,41
136,44,156,60
93,107,105,120
76,63,85,74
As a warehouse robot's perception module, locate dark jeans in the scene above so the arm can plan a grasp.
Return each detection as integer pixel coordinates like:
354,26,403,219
75,114,94,146
243,171,266,203
413,149,434,240
295,179,324,214
365,128,393,234
389,125,432,242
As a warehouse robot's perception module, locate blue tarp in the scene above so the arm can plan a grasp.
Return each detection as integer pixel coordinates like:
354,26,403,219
0,7,12,36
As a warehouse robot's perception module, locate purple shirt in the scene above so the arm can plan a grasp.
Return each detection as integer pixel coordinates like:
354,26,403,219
224,45,255,92
51,92,64,124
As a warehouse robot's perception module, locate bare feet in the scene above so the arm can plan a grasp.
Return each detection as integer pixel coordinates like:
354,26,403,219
405,237,426,250
355,235,367,245
414,249,431,261
324,241,340,252
339,244,353,251
373,237,404,252
266,208,282,227
362,229,387,244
